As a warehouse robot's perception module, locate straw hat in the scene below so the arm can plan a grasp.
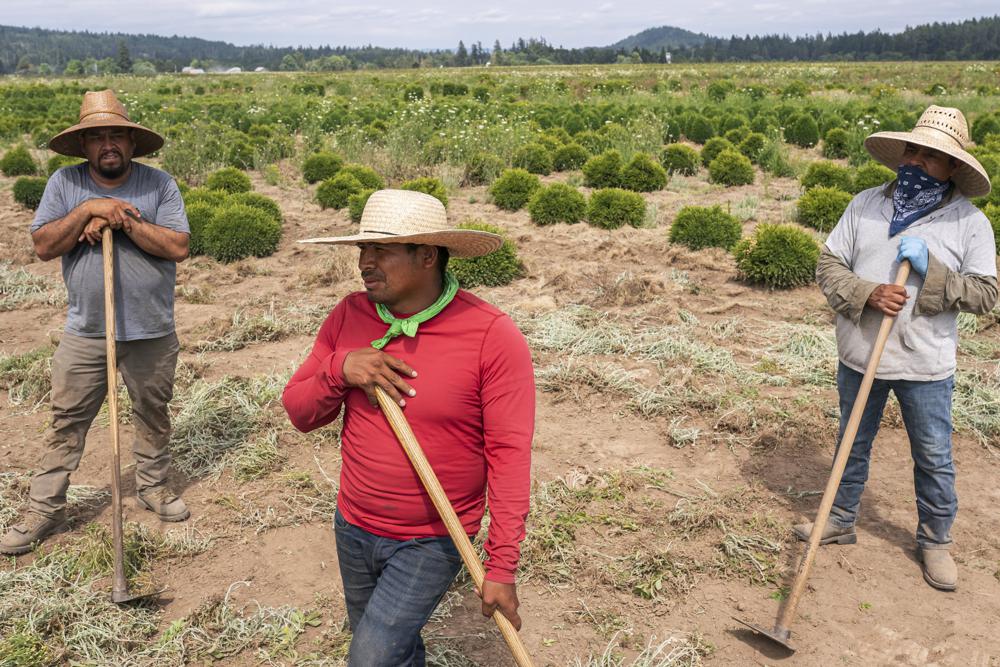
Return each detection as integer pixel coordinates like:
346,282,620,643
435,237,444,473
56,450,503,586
49,89,164,158
864,105,991,197
299,189,503,258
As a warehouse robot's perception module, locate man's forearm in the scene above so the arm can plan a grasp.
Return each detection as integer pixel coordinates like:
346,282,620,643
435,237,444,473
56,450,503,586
914,254,999,316
31,202,93,261
815,247,880,324
124,217,189,262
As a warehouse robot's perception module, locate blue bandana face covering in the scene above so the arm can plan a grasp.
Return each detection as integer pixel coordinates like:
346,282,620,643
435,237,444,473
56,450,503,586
890,164,952,237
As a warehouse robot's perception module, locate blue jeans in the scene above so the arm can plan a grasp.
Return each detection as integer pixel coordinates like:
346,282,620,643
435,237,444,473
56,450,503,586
334,510,463,666
830,362,956,549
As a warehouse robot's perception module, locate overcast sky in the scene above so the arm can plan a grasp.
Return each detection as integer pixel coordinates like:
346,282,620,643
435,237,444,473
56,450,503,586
4,1,994,49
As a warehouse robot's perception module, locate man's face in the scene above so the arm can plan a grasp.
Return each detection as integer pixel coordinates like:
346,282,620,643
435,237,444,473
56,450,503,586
79,127,135,179
357,243,434,308
900,143,957,183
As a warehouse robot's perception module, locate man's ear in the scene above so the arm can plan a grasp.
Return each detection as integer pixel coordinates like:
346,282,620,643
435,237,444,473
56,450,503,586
420,245,439,270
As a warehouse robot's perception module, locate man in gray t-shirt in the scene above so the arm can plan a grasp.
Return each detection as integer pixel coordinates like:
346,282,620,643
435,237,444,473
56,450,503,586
2,89,192,556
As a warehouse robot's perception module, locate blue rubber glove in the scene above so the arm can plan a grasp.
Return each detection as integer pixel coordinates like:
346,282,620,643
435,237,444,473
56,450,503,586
896,236,928,277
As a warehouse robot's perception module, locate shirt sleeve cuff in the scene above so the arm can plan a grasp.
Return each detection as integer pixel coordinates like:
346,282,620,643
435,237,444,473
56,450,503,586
850,279,880,324
914,253,947,316
325,348,353,389
484,568,516,585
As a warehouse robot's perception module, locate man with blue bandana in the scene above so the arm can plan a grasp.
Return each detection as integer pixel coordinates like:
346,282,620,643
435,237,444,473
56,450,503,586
796,106,997,591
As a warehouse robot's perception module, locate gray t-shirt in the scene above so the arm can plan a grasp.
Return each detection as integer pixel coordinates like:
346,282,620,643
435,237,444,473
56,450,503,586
31,162,189,341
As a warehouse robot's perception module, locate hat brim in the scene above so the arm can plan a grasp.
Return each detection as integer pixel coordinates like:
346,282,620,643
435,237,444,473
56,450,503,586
49,119,164,158
298,229,503,258
864,131,991,198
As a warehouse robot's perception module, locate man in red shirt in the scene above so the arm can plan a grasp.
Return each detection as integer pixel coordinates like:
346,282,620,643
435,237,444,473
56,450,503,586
282,189,534,664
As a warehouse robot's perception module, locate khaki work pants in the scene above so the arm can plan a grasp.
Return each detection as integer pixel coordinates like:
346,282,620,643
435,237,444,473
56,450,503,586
29,332,180,518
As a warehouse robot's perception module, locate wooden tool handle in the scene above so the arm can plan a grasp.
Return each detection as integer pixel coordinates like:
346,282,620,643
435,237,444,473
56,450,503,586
776,260,911,635
375,387,534,667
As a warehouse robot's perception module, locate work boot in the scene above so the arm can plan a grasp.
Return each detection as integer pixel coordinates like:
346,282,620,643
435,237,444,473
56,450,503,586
137,487,190,522
792,519,857,545
919,548,957,591
0,510,67,555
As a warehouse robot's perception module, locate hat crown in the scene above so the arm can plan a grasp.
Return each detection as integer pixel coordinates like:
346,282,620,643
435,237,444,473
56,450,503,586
79,89,131,123
359,190,449,237
913,105,970,148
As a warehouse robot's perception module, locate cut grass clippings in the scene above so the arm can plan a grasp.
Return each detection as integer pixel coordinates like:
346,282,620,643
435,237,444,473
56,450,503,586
0,262,65,312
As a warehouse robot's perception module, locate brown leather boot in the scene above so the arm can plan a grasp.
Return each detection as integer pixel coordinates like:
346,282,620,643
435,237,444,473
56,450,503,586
137,487,190,522
0,510,67,555
792,519,857,545
919,548,957,591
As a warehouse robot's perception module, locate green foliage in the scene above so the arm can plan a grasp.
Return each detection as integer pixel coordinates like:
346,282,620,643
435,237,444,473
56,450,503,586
971,114,1000,144
45,154,83,176
228,192,283,224
348,188,375,223
620,152,668,192
797,186,853,232
527,183,587,225
684,114,716,144
316,173,363,210
708,149,754,186
801,160,853,192
660,144,700,176
12,177,47,210
586,188,646,229
489,168,541,211
402,84,423,101
463,151,504,186
448,221,522,288
734,223,819,289
669,205,743,251
758,139,795,177
738,132,768,163
400,177,448,207
338,164,384,190
183,187,227,208
302,152,343,184
512,143,553,175
851,161,896,193
707,80,736,101
203,204,281,263
1,145,37,176
723,127,749,144
981,204,1000,255
552,143,590,171
701,137,736,167
785,114,820,148
574,130,611,155
185,201,214,256
582,150,624,188
822,128,851,159
206,167,252,193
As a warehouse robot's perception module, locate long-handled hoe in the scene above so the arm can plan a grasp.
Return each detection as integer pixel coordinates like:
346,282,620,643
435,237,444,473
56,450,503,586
375,387,535,667
734,260,911,652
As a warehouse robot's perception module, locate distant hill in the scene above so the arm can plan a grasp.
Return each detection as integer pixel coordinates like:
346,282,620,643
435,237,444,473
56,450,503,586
609,26,709,51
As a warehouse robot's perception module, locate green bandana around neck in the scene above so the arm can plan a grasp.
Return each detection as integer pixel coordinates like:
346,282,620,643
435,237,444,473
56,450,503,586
370,271,459,350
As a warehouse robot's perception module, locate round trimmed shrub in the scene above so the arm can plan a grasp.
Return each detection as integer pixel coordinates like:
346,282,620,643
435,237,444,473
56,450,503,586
348,189,376,223
660,144,699,176
574,130,611,155
527,183,587,225
738,132,768,163
708,149,754,186
206,167,252,193
302,152,343,184
701,137,736,168
822,128,851,159
797,186,853,232
586,188,646,229
449,221,522,288
185,201,215,256
723,127,749,145
489,168,541,211
463,152,504,186
620,153,668,192
338,164,384,190
851,161,895,193
513,143,553,175
203,204,282,263
1,145,37,176
971,114,1000,144
784,114,820,148
46,154,83,176
734,223,819,289
228,192,283,224
401,177,448,207
184,187,228,208
12,176,47,210
669,205,742,251
684,115,716,144
317,173,363,210
582,150,623,188
552,143,589,171
800,161,853,193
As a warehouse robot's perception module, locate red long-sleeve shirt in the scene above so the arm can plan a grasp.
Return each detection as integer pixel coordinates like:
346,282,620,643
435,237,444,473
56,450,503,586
282,290,534,583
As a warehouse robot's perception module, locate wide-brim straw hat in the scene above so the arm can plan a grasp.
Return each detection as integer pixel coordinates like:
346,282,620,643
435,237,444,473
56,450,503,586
299,189,503,258
49,89,164,158
864,105,991,197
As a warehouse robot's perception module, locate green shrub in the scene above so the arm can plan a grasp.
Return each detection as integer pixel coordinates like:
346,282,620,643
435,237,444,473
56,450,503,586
512,143,553,175
758,139,795,178
401,177,448,207
708,149,754,187
206,167,252,193
449,221,522,288
586,188,646,229
723,127,749,145
203,204,281,262
338,164,384,190
620,153,668,192
801,161,853,192
183,187,228,208
707,80,736,102
582,150,624,188
527,183,587,225
552,143,589,171
185,201,215,256
348,188,375,223
574,130,611,155
734,223,819,289
738,132,768,163
822,128,851,159
750,113,779,135
403,84,423,101
302,152,343,184
797,186,853,232
684,115,716,144
489,168,541,211
669,205,742,251
1,145,37,176
971,114,1000,144
12,176,47,210
851,161,896,193
701,137,736,168
228,192,283,224
46,154,83,176
463,152,504,186
316,173,363,210
982,204,1000,255
660,144,700,176
785,114,820,148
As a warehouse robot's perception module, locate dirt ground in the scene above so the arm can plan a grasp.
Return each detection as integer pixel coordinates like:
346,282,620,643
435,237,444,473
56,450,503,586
2,159,999,666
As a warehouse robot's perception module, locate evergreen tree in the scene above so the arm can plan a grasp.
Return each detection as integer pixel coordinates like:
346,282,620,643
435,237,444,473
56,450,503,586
455,40,468,66
115,40,132,73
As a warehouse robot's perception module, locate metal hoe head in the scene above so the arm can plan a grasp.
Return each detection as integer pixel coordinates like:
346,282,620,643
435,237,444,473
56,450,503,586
732,616,796,653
